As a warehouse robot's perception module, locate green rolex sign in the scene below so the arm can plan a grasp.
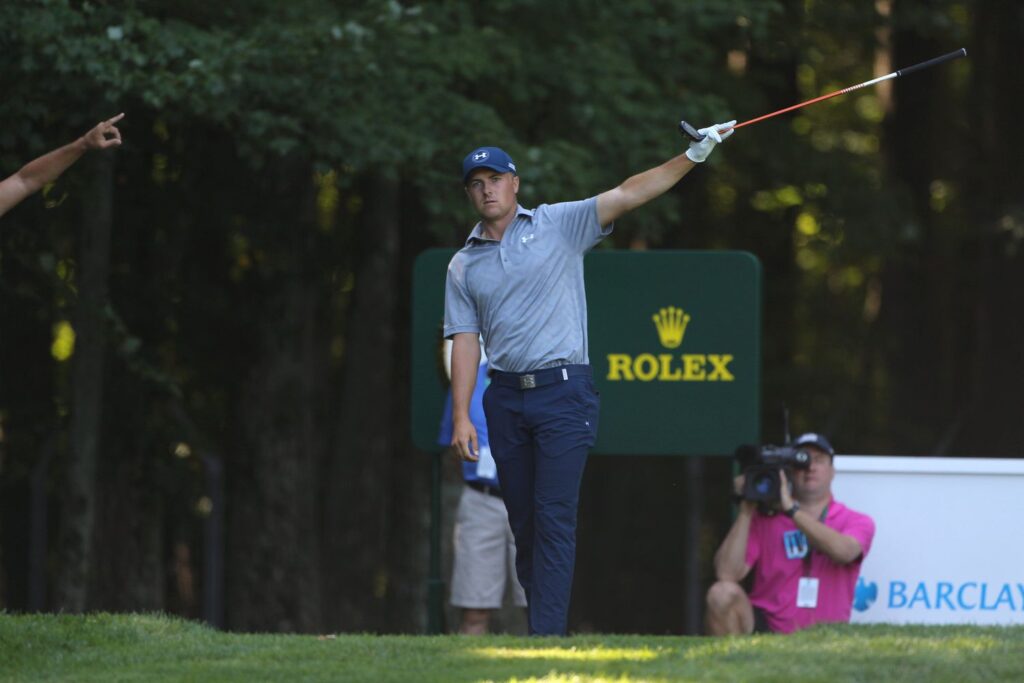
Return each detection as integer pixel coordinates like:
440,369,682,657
411,249,761,456
585,250,760,455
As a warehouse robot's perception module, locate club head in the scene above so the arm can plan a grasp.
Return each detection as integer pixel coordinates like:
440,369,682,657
679,120,704,142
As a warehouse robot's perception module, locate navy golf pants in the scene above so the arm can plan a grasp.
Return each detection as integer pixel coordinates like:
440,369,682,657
483,364,600,636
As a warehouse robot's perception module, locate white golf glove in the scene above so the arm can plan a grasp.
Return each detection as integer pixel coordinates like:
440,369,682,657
685,120,736,163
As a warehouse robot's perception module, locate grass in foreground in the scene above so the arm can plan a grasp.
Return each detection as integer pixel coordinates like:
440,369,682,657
1,612,1023,682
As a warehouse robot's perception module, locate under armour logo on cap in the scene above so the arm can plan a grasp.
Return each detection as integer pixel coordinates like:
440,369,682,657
462,146,518,184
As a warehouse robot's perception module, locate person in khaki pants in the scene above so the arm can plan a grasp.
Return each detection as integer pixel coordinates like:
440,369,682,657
439,338,526,634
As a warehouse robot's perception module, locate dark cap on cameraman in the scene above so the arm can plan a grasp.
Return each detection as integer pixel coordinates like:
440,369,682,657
793,432,834,456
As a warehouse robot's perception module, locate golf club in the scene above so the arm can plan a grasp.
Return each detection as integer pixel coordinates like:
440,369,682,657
680,47,967,142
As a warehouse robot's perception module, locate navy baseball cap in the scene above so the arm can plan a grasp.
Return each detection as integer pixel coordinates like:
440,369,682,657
462,146,517,184
793,432,834,456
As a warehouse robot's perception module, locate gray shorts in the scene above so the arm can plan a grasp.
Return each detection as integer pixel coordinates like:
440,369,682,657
450,485,527,609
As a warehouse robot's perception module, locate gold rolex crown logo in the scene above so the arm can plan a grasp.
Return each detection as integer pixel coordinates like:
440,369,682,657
652,306,691,349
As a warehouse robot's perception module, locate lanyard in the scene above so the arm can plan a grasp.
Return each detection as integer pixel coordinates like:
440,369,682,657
801,503,830,577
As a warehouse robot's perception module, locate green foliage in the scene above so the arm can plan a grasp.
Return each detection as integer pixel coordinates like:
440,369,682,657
2,613,1024,682
1,0,790,226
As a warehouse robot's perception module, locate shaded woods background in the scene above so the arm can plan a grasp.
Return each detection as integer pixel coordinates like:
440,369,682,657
1,1,1021,633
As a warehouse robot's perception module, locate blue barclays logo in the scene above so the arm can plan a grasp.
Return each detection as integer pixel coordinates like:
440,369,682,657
853,577,878,612
883,581,1024,611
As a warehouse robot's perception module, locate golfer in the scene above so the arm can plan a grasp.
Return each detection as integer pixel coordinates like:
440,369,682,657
444,120,735,635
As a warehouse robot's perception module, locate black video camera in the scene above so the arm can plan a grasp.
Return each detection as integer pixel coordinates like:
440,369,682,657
734,444,811,507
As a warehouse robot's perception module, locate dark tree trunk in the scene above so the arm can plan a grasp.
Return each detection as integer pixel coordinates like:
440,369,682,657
324,174,417,632
54,153,114,612
957,0,1024,454
224,161,328,633
881,3,960,452
884,0,1024,455
745,0,805,430
224,280,326,632
92,429,166,612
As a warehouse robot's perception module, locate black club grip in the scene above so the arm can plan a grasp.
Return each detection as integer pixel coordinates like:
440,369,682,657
897,48,967,78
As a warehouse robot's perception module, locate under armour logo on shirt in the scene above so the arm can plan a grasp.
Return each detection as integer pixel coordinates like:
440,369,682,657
521,233,535,244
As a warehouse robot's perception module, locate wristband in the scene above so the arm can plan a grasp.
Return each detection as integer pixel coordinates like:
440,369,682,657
784,502,800,518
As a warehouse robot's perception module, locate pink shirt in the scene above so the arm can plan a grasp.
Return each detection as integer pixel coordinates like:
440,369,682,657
746,499,875,633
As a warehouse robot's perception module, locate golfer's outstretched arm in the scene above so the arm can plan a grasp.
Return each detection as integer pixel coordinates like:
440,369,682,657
0,113,125,218
595,119,735,228
596,153,696,227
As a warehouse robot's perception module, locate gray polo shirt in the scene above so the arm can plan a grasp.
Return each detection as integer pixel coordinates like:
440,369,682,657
444,197,613,373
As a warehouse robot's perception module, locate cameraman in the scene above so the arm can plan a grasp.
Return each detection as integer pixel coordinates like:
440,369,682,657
705,433,875,635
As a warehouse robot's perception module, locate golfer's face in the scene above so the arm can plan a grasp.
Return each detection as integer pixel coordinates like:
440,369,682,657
466,170,519,222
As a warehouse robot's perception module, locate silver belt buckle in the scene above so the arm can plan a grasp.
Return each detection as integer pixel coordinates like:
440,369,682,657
519,373,537,389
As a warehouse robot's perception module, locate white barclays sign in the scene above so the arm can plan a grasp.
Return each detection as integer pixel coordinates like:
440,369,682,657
833,455,1024,625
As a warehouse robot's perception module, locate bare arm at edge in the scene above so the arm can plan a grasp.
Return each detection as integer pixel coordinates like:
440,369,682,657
0,113,124,218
